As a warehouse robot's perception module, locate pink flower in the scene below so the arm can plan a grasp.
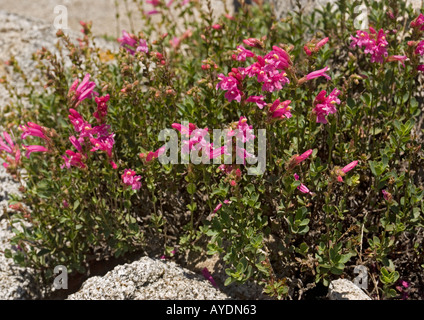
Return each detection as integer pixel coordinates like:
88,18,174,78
265,46,292,68
337,161,358,182
121,169,142,190
170,36,181,49
415,40,424,56
202,267,218,288
304,46,312,56
382,190,392,202
69,73,98,103
0,131,16,154
342,161,358,173
236,45,255,61
181,127,209,154
246,95,266,109
68,108,87,132
224,13,235,21
19,122,49,142
316,37,329,49
224,88,242,102
23,145,48,159
294,173,311,194
269,99,292,119
122,169,136,184
145,145,166,162
306,66,331,81
411,13,424,30
172,122,197,136
146,0,161,6
313,88,340,124
295,149,313,164
61,150,86,169
146,10,160,15
216,74,238,91
261,70,289,92
90,134,115,157
118,30,149,55
93,94,110,124
212,24,222,30
206,146,227,160
213,203,222,213
396,280,410,300
242,38,263,48
210,199,231,219
235,116,255,143
69,136,84,153
350,29,388,63
118,30,137,48
304,37,329,56
418,65,424,72
110,161,118,169
386,55,409,67
0,131,21,167
136,39,149,54
216,73,243,103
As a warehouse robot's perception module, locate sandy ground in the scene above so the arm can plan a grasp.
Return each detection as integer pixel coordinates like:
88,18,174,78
0,0,422,39
0,0,234,38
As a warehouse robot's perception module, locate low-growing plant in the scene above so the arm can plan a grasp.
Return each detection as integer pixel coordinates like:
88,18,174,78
0,0,423,299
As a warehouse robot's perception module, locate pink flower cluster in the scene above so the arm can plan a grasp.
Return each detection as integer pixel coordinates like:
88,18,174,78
228,116,256,164
312,88,341,124
94,94,110,124
0,131,21,169
350,28,389,63
240,45,291,92
121,169,142,190
20,122,52,159
415,40,424,56
411,13,424,31
218,164,242,187
408,14,424,71
68,73,98,106
172,122,228,160
216,68,244,103
246,96,292,121
1,122,53,174
62,74,116,170
269,99,292,120
118,30,149,55
217,44,293,102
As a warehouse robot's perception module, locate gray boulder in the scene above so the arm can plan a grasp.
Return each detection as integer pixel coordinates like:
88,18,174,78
67,256,230,300
328,279,372,300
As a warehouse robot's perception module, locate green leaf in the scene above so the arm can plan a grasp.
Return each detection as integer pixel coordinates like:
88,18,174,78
187,183,196,195
224,276,235,286
73,199,80,210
